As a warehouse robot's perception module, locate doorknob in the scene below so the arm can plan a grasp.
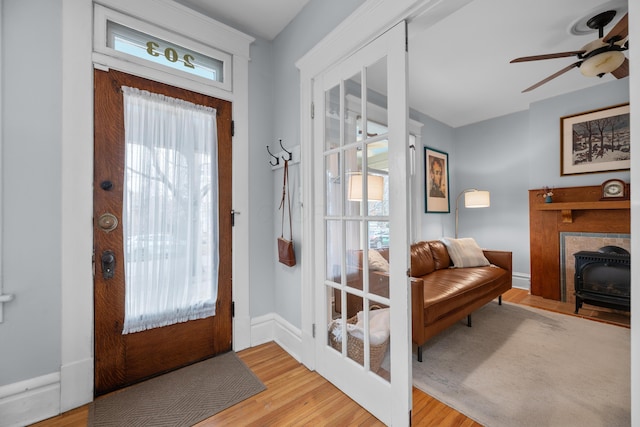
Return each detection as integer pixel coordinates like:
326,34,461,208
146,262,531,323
101,250,116,279
98,213,118,232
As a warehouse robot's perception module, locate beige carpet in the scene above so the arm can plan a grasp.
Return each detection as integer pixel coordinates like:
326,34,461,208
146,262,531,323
89,351,265,426
413,302,630,427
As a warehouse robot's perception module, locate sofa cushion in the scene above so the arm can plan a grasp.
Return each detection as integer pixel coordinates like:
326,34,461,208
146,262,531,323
368,249,389,272
429,240,451,270
410,242,435,276
419,266,507,324
441,237,490,268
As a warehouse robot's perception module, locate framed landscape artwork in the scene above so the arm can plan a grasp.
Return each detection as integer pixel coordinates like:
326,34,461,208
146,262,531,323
561,103,630,175
424,147,450,213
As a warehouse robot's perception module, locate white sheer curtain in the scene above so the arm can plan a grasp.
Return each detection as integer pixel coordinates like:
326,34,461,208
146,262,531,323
121,86,219,334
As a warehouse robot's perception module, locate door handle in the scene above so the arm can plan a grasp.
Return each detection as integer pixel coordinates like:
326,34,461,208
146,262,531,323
101,250,116,279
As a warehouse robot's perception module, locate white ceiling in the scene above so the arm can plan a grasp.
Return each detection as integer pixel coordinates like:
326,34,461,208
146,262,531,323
174,0,311,41
408,0,628,127
174,0,629,128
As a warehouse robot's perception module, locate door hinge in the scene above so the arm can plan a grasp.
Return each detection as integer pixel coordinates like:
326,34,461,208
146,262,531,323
312,323,316,338
311,102,315,119
405,21,409,52
232,301,235,318
231,209,239,227
231,120,235,137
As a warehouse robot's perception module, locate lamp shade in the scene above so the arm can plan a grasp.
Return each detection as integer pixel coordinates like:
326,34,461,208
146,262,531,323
580,51,626,77
464,190,490,208
348,173,384,201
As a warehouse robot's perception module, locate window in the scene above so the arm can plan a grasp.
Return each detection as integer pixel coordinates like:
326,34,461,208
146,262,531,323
107,21,224,83
94,5,233,92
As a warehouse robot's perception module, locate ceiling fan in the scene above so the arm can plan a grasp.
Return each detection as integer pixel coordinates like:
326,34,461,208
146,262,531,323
511,10,629,93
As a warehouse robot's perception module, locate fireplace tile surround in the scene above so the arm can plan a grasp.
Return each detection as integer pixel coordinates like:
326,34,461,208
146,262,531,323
560,232,631,303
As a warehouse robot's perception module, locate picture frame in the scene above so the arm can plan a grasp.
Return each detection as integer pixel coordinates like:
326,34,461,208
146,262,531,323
560,103,630,176
424,147,450,213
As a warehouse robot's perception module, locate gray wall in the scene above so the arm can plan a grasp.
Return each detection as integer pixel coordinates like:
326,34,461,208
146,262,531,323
409,109,456,239
451,78,630,280
454,110,530,274
268,0,366,327
0,0,63,385
247,36,277,319
217,0,365,323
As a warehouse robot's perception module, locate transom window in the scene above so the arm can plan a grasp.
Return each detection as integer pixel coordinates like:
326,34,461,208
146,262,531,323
107,21,224,83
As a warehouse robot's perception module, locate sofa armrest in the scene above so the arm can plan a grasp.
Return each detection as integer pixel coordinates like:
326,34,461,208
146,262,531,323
483,250,512,273
410,277,425,344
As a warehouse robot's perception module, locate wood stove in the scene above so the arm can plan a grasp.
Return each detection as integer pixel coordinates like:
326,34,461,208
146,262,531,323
574,246,630,314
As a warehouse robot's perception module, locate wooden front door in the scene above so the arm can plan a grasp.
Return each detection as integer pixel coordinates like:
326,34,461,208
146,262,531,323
93,69,233,396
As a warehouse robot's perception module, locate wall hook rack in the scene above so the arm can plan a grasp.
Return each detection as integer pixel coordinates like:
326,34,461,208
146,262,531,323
279,139,293,161
269,139,300,170
266,145,280,167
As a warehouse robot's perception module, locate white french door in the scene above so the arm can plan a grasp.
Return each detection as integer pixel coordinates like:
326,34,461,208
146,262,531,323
312,22,411,425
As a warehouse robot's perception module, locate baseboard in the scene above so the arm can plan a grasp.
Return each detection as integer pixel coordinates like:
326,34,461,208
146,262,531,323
512,272,530,291
251,313,302,362
0,373,60,427
60,357,93,412
233,314,252,352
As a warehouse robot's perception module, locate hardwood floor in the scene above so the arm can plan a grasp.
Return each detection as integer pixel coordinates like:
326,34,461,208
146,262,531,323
30,288,628,426
32,342,479,427
504,287,630,328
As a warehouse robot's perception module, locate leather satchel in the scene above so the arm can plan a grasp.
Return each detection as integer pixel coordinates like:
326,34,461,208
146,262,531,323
278,160,296,266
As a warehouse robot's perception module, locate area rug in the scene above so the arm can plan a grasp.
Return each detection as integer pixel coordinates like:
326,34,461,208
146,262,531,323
412,302,630,427
89,351,265,426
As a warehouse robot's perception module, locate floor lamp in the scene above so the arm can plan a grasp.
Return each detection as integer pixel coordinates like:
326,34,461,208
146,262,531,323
455,189,490,238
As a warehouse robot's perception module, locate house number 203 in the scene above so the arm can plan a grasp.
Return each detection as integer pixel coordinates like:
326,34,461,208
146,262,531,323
146,41,195,69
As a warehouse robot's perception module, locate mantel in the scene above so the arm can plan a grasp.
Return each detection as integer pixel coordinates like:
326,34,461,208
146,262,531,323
534,200,630,223
529,185,631,301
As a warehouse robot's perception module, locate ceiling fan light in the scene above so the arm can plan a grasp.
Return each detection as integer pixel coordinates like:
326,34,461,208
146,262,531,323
580,51,625,77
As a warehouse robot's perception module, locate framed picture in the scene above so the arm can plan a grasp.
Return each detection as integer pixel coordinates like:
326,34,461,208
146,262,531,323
424,147,450,213
561,103,630,176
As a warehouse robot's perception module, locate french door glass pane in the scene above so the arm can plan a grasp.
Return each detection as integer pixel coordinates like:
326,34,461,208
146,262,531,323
344,72,362,144
326,219,342,285
367,140,389,216
366,58,388,132
325,152,341,217
325,85,340,150
344,147,362,217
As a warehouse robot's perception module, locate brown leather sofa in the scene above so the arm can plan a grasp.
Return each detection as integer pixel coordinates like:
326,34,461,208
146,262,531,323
334,249,390,318
333,241,512,362
411,240,512,361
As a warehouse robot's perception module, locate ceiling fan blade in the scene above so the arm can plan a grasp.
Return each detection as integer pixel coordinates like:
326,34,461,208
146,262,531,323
604,13,628,43
522,61,581,93
611,57,629,79
510,51,585,63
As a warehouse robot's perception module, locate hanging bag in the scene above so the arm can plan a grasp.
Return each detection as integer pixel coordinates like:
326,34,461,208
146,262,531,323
278,160,296,266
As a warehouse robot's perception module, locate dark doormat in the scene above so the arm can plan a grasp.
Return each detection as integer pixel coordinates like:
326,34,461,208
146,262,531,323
89,351,265,426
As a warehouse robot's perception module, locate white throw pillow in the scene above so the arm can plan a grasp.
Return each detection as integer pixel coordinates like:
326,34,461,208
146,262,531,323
368,249,389,272
440,237,490,268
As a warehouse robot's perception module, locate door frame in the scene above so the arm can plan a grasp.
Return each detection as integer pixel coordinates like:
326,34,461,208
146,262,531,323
59,0,253,411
